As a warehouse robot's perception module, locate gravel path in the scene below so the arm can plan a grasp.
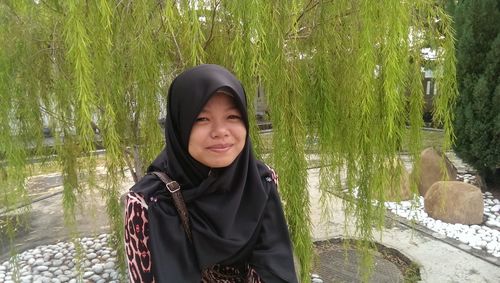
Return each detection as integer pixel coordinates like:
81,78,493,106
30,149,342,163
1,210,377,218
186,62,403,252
0,234,120,283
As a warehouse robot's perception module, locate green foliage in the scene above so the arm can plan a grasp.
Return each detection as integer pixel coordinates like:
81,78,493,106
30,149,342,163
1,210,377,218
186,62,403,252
0,1,457,281
453,0,500,182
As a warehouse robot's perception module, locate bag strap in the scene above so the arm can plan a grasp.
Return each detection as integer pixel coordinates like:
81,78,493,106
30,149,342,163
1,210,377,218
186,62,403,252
150,171,193,243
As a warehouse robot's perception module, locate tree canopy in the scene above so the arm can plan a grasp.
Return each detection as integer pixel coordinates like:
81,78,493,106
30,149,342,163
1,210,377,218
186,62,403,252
0,1,457,281
453,0,500,185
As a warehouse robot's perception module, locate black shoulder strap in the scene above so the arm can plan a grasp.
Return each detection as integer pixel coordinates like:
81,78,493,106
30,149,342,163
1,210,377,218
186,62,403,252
150,171,192,243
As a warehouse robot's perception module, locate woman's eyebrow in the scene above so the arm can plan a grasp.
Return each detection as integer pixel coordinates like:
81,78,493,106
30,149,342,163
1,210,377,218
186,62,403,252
200,105,239,112
226,105,239,111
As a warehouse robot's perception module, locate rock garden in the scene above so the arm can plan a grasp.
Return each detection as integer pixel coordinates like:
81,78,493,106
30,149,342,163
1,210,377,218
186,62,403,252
384,147,500,258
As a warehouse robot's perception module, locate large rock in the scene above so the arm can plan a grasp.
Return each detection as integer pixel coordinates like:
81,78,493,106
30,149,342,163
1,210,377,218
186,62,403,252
416,147,457,197
424,181,484,224
385,167,413,201
374,158,414,201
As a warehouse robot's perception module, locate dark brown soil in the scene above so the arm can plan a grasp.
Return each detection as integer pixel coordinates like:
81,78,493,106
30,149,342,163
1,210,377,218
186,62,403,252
485,182,500,201
313,238,420,283
475,172,500,201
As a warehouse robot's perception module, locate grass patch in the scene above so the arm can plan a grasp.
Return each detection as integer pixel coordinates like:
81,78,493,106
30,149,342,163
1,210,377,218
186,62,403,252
27,160,61,176
403,262,421,283
403,129,445,152
258,128,445,154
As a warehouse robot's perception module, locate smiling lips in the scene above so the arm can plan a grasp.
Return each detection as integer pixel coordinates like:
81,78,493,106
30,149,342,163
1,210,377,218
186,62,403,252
207,143,232,152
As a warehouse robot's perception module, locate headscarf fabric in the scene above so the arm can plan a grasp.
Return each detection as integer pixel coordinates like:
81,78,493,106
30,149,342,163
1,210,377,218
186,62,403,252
130,64,297,282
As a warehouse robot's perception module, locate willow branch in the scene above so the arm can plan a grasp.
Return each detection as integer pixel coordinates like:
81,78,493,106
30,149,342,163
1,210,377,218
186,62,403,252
3,1,23,24
203,0,221,50
40,0,63,15
40,106,70,124
285,0,319,38
158,8,185,66
285,8,358,41
123,147,138,183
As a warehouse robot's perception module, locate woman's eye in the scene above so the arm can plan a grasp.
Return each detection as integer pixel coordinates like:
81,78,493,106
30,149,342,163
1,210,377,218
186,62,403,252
228,115,242,120
195,117,209,122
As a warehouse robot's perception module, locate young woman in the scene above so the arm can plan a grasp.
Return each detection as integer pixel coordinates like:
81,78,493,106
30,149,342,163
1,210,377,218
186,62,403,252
124,64,298,282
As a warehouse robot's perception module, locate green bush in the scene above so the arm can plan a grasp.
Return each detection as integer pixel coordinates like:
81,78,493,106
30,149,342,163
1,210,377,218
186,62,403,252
453,0,500,185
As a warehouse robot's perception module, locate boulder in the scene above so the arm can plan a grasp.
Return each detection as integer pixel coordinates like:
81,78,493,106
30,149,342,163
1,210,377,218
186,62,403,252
424,181,484,224
374,158,414,201
384,168,413,201
415,147,457,197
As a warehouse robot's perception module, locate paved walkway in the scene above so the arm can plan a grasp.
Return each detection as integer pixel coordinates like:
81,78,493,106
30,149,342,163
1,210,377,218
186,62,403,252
0,169,134,261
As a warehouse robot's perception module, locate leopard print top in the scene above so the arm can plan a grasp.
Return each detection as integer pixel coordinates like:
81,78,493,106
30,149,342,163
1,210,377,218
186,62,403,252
124,192,264,283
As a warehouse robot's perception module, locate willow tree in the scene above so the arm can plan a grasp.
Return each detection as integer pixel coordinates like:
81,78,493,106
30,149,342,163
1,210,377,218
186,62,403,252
0,0,457,281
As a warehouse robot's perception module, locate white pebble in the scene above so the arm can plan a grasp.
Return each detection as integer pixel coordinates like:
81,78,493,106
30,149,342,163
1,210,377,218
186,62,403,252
82,271,94,278
92,264,104,274
490,205,500,212
35,266,49,272
103,262,115,269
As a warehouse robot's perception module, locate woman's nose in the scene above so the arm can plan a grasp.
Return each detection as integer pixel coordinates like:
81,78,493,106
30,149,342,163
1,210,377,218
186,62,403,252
210,121,229,138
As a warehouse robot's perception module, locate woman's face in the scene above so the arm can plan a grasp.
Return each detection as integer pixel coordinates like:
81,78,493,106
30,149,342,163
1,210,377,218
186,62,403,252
188,92,247,168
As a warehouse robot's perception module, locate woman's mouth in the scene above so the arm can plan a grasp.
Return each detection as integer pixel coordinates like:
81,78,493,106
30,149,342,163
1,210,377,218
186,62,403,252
207,144,232,152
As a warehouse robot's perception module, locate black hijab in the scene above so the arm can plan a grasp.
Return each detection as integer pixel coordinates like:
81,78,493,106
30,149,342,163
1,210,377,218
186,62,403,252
130,64,297,282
